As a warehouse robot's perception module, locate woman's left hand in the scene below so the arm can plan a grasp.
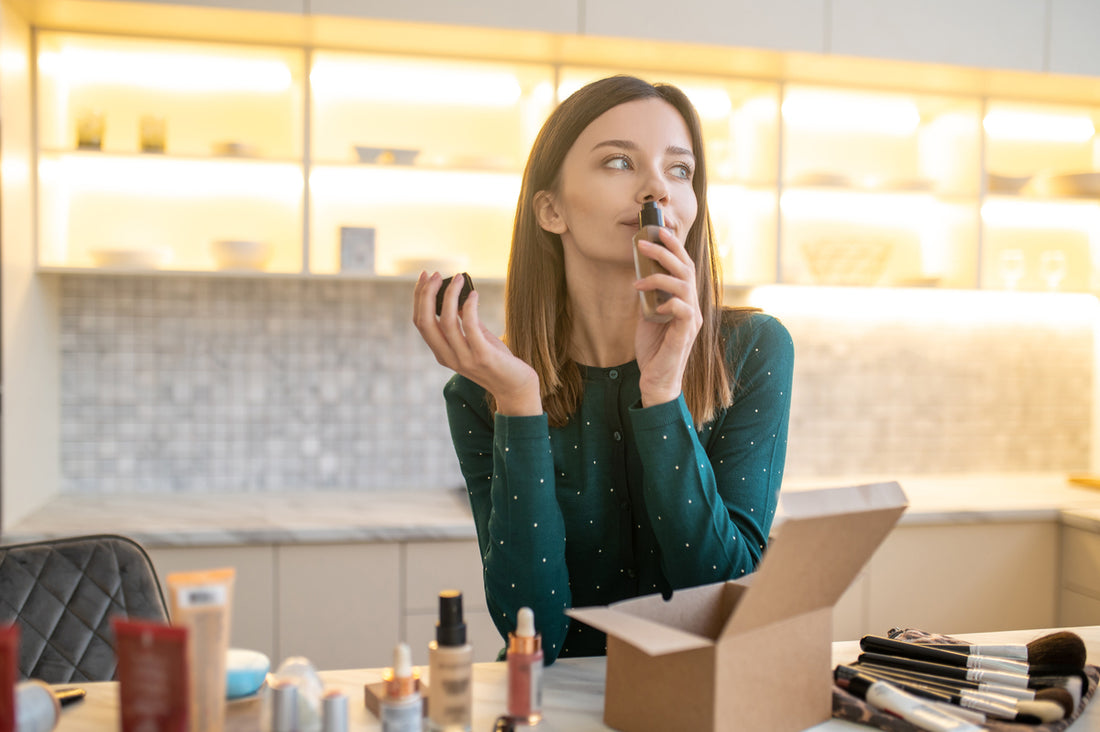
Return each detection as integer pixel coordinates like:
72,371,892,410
634,226,702,407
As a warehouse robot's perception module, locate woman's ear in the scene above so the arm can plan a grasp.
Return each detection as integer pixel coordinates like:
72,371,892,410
533,190,567,234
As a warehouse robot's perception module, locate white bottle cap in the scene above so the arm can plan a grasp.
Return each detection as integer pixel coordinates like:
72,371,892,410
394,641,412,678
517,607,535,638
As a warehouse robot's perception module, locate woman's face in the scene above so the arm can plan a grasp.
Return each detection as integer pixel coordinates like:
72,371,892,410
538,97,698,271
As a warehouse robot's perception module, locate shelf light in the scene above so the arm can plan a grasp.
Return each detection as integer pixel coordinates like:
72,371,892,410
37,48,292,93
555,79,733,120
310,167,520,206
39,156,302,198
982,109,1095,143
782,90,921,135
981,199,1100,230
310,59,522,107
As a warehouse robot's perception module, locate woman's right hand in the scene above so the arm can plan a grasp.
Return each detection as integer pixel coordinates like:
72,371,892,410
412,271,543,417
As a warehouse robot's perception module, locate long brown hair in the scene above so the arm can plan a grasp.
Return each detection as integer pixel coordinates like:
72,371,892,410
501,74,744,428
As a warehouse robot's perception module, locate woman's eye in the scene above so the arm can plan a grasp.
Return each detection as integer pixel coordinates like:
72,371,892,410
604,155,632,171
671,163,693,180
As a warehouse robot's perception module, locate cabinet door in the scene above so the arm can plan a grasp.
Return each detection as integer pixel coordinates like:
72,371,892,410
403,540,501,664
866,522,1057,634
277,543,400,670
146,545,277,659
1061,524,1100,597
1049,0,1100,77
308,0,579,33
583,0,826,53
830,0,1045,71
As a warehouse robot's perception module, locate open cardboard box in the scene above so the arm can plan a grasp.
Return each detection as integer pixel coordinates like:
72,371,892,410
567,481,907,732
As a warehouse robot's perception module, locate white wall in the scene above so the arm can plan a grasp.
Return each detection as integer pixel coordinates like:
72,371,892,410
1,0,60,530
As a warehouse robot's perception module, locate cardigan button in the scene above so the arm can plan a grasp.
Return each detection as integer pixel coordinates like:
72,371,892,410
609,369,619,379
613,431,622,441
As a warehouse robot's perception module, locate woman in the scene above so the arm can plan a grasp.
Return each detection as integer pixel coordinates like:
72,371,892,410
412,75,793,664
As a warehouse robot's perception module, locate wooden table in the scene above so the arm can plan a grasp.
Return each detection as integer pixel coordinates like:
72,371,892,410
51,627,1100,731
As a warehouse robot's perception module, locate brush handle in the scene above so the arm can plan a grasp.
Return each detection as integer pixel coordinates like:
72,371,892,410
852,678,985,732
919,643,1027,661
862,636,1029,674
842,665,1023,718
858,652,1030,688
856,661,1035,700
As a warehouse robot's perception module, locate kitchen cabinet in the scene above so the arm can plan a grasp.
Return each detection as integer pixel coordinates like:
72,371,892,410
864,522,1058,635
309,0,579,34
829,0,1045,72
1049,0,1100,78
146,545,278,659
581,0,827,54
1060,524,1100,626
30,26,1100,292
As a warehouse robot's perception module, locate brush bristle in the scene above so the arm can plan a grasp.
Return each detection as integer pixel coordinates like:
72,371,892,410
1028,631,1087,669
1015,699,1065,724
1035,686,1075,718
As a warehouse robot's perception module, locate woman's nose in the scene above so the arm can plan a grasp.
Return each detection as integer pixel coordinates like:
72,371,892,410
637,163,670,204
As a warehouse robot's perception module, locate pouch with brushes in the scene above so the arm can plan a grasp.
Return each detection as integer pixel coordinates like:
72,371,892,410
832,628,1099,732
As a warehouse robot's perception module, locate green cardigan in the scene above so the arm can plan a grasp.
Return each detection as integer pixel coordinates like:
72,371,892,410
444,311,794,664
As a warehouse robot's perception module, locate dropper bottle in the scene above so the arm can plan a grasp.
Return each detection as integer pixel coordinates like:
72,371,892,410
632,201,673,323
506,607,543,725
380,642,421,732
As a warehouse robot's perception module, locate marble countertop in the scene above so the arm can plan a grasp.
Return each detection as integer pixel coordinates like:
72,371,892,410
5,472,1100,547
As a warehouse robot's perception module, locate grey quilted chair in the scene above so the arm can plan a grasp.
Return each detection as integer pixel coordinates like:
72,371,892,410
0,534,169,683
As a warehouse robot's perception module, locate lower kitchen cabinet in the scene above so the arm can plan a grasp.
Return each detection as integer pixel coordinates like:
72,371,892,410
145,520,1070,670
146,544,278,659
865,522,1058,635
1059,524,1100,626
277,543,402,669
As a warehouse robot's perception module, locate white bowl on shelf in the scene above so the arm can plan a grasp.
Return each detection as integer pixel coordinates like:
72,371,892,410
89,246,170,270
212,239,273,271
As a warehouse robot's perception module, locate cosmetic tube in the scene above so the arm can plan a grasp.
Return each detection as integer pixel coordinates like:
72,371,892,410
321,689,348,732
849,676,983,732
0,624,18,731
165,567,235,732
381,643,421,732
427,590,473,732
113,619,190,732
632,201,672,323
506,608,543,725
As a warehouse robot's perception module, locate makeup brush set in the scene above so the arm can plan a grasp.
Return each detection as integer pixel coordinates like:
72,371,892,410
832,628,1098,731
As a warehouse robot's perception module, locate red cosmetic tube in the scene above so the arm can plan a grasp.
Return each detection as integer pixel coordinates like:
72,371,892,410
0,624,18,732
113,618,190,732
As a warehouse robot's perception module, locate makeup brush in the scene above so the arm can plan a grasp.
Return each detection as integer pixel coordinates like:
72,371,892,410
856,659,1076,716
857,651,1030,689
844,660,1069,717
913,630,1087,672
837,674,985,732
837,666,1052,724
861,635,1029,674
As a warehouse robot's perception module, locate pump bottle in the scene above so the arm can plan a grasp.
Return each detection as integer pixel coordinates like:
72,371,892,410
427,590,473,732
632,201,673,323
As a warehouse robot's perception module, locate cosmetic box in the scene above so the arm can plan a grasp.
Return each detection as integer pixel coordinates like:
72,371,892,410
568,481,907,732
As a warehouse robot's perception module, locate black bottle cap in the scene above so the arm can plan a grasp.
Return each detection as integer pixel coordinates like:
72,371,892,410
436,590,467,646
638,201,663,228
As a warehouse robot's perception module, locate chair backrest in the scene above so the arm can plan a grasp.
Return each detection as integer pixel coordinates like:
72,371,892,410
0,534,169,683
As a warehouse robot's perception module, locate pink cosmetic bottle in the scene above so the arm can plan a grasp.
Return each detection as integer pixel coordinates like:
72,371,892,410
506,607,543,725
632,201,673,323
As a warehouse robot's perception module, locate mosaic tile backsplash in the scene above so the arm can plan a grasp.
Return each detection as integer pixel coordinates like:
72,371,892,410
59,276,1094,494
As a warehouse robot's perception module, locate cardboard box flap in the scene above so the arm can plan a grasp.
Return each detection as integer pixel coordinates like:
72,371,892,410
721,481,907,639
567,606,714,656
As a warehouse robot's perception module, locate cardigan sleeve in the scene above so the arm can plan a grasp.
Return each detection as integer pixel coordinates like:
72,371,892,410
443,376,573,663
628,313,794,590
